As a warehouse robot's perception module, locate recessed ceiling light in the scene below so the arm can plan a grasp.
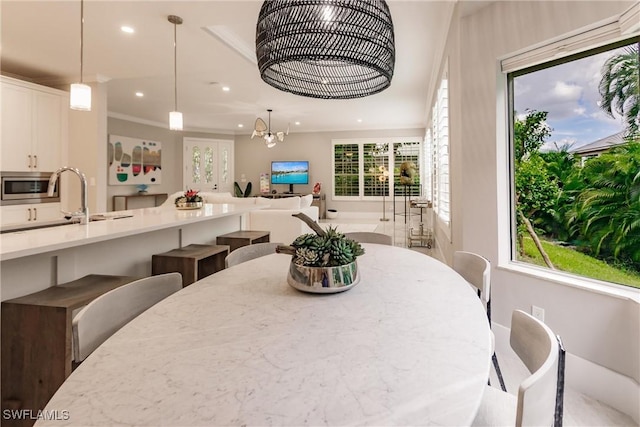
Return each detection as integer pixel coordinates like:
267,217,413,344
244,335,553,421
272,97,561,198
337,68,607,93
295,121,301,125
135,92,144,97
237,124,244,128
222,86,230,92
357,118,362,123
121,26,135,34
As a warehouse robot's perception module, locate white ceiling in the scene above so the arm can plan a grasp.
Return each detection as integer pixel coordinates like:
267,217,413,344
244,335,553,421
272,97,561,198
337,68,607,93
0,1,484,135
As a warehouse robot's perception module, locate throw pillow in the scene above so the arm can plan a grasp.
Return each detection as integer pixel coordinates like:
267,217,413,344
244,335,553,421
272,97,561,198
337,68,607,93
300,194,313,208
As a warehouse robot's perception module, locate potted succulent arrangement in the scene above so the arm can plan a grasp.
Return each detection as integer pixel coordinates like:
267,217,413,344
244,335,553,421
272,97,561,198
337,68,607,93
174,189,203,209
277,213,365,293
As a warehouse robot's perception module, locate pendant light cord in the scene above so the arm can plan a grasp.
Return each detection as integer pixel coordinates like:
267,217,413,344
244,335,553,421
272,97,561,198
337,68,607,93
80,0,84,84
173,20,178,112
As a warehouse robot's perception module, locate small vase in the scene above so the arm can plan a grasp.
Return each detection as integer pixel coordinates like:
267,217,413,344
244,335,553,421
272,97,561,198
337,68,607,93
287,260,360,293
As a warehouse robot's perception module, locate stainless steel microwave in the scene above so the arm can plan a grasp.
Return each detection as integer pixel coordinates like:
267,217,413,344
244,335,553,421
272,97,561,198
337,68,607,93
1,172,60,205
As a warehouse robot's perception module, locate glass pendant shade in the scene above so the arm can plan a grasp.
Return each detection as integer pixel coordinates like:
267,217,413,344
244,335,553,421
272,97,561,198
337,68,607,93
169,111,183,131
70,83,91,111
256,0,395,99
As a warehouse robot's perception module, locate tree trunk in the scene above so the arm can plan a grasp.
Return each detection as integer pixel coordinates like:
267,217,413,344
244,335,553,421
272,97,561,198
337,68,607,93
519,211,555,269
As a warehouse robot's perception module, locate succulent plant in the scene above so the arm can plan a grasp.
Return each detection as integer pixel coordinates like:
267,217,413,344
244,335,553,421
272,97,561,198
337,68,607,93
277,213,364,267
175,189,203,205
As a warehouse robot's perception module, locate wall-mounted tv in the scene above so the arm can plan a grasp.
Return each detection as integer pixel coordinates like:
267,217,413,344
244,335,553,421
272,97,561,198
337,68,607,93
271,161,309,193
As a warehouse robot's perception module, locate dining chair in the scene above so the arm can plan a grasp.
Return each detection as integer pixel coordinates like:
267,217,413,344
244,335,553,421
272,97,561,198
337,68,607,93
453,250,507,391
472,309,564,427
72,272,182,364
224,242,282,268
343,232,392,245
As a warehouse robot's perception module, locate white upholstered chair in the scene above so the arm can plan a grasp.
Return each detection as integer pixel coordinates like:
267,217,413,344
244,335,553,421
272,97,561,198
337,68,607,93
472,309,563,427
72,272,182,363
453,250,506,391
225,242,282,268
343,231,392,245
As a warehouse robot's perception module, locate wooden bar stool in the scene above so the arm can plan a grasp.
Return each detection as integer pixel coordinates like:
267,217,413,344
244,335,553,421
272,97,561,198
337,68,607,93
216,230,270,252
152,244,230,287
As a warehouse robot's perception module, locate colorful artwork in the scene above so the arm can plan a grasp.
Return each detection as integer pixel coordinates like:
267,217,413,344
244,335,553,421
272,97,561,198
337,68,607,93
260,173,270,194
108,135,162,185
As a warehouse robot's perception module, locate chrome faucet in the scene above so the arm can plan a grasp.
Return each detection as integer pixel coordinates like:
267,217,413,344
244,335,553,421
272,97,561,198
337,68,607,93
48,167,89,225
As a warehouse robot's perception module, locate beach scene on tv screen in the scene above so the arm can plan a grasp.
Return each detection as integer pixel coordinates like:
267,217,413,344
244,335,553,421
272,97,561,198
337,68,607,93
272,161,309,184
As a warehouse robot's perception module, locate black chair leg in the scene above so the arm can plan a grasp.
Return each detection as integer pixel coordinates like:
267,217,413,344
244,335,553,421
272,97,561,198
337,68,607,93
492,352,507,392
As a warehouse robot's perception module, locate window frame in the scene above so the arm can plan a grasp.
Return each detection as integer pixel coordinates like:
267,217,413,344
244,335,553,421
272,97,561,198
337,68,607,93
500,10,640,292
331,137,422,201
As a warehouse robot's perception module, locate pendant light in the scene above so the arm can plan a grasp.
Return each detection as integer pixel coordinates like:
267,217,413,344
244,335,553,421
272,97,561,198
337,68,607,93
168,15,183,130
256,0,395,100
70,0,91,111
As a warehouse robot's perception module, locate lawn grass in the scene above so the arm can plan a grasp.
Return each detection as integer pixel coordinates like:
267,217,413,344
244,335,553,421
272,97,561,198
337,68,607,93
519,237,640,289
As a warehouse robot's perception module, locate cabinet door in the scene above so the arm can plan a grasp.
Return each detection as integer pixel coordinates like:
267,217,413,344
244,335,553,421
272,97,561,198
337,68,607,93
1,205,31,226
1,82,32,171
32,203,62,222
33,91,62,171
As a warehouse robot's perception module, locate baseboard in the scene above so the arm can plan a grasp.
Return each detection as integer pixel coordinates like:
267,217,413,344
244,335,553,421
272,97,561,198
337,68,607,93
493,323,639,423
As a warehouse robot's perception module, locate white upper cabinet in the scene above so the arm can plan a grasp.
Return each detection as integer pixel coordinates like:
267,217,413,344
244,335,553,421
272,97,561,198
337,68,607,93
1,76,67,172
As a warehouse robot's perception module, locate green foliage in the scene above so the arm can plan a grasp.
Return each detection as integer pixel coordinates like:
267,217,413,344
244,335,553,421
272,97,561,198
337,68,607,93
598,43,639,137
514,109,551,161
290,227,365,267
234,181,252,197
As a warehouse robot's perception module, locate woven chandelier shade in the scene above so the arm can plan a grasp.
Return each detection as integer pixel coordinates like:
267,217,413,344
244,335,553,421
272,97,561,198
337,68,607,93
256,0,395,100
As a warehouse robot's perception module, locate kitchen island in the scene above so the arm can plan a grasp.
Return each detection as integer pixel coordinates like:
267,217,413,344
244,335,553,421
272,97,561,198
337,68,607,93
1,203,262,301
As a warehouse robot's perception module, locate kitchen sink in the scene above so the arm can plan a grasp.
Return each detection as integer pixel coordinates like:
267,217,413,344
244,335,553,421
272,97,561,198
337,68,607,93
0,214,134,234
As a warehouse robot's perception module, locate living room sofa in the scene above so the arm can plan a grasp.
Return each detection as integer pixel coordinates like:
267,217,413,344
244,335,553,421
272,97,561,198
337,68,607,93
161,192,319,244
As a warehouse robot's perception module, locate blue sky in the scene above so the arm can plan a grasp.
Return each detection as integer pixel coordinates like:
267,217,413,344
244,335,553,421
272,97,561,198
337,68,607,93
514,45,629,151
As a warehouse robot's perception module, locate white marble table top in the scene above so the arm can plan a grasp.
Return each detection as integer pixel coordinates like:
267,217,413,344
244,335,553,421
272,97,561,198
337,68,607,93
0,203,262,261
40,244,491,426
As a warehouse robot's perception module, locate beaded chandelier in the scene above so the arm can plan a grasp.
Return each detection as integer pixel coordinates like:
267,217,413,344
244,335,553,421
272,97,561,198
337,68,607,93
256,0,395,100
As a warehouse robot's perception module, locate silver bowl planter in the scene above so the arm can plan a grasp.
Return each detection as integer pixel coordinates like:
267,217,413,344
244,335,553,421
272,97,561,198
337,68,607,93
287,260,360,293
175,201,203,210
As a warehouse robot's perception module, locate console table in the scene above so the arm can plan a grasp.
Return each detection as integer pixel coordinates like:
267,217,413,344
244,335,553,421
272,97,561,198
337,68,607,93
113,193,168,211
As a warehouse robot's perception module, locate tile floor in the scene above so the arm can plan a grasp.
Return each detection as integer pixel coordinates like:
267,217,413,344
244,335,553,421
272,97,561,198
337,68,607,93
320,215,638,427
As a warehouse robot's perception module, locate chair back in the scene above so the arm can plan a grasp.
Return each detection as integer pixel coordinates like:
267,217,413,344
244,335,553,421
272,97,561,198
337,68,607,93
225,242,282,268
453,251,491,306
343,232,392,245
72,273,182,362
510,310,560,427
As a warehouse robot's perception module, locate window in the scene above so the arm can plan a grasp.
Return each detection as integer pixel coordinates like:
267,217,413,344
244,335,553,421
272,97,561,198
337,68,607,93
430,72,450,227
332,138,421,200
507,37,640,289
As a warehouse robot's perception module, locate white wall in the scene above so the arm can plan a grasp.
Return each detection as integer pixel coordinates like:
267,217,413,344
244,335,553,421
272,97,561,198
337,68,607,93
435,0,639,419
106,117,232,211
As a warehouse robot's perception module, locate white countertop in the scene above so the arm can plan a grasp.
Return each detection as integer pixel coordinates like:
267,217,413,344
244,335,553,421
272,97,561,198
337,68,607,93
0,204,261,261
40,244,492,426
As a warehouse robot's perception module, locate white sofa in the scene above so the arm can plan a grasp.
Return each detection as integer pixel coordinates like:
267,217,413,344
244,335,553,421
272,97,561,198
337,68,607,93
161,192,319,244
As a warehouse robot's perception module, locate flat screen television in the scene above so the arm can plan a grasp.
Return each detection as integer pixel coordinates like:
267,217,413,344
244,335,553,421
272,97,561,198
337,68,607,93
271,160,309,193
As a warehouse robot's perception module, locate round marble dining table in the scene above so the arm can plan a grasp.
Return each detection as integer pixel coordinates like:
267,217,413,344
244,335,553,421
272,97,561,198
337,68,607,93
39,244,491,426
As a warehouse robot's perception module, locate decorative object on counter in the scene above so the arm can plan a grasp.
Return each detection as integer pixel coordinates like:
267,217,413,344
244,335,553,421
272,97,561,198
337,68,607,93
168,14,183,130
70,0,91,111
312,182,322,195
136,184,148,194
260,173,270,194
399,161,417,185
175,189,203,209
256,0,395,100
234,181,252,197
251,109,289,148
277,213,364,293
108,135,162,185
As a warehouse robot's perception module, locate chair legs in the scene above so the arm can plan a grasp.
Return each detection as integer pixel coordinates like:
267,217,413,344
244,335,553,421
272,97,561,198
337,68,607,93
492,352,507,392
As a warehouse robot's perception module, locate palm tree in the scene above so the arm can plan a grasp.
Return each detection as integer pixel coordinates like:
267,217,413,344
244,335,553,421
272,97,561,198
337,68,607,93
598,43,639,137
568,142,640,264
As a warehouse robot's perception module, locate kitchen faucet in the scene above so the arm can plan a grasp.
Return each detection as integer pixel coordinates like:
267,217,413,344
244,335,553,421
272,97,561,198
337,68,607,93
48,167,89,225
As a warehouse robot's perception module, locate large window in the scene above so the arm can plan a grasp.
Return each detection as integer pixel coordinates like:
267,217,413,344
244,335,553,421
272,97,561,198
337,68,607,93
425,70,450,229
507,37,639,289
332,138,421,200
